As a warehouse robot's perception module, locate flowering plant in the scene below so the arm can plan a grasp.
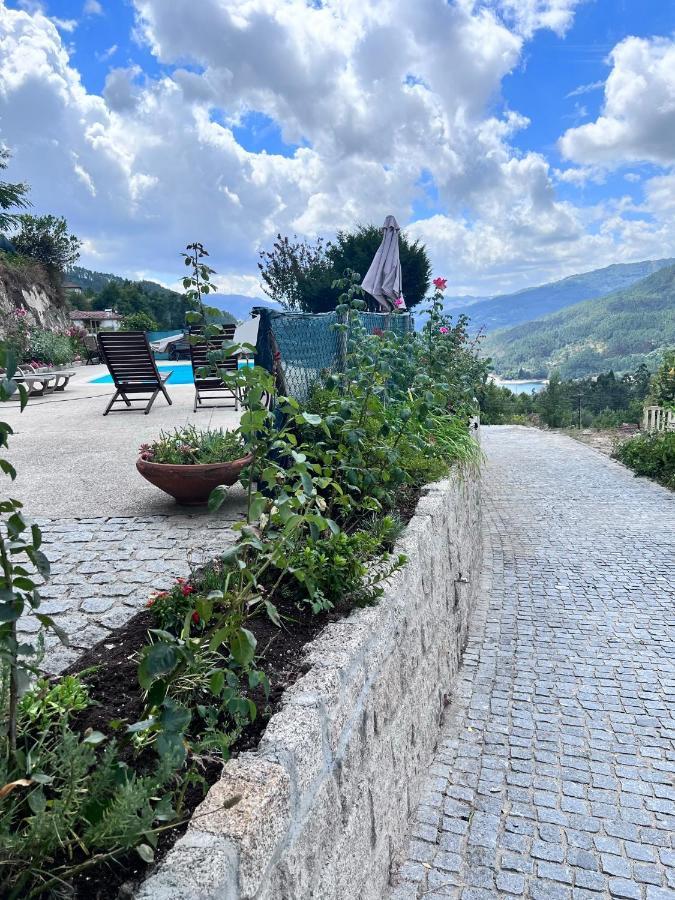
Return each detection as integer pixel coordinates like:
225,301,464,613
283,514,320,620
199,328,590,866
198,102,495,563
433,277,447,290
147,576,202,634
139,425,245,465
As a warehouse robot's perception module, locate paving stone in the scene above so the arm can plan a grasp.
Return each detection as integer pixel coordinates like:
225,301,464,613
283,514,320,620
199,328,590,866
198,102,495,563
495,870,525,895
608,878,642,899
389,427,675,900
32,512,242,673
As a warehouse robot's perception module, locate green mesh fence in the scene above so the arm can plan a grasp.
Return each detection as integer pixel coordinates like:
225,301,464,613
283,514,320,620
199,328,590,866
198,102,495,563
254,307,413,402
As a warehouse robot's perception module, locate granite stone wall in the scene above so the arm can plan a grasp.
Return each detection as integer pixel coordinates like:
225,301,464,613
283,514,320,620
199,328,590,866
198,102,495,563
137,467,482,900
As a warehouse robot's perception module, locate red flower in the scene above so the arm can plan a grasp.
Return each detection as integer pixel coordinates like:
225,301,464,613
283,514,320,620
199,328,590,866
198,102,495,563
146,598,155,607
192,611,200,624
433,277,447,291
181,584,195,597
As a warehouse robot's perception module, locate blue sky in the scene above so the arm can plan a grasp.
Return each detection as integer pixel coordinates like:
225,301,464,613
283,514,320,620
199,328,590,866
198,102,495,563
1,0,674,296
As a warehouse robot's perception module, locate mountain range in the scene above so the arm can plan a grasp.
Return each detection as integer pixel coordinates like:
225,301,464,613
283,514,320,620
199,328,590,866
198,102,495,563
482,263,675,379
454,258,675,333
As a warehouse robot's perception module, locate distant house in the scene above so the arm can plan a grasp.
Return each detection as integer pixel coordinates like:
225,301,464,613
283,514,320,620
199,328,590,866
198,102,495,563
63,282,83,297
70,309,122,332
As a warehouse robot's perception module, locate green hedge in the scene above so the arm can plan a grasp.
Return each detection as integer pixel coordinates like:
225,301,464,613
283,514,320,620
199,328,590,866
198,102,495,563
614,430,675,490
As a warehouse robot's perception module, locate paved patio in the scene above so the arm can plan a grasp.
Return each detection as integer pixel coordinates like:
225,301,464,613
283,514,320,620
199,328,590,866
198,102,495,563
2,363,246,672
3,362,243,517
390,426,675,900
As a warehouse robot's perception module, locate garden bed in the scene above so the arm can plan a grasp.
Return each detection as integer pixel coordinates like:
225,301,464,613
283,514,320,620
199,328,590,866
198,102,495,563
136,469,481,900
62,600,341,899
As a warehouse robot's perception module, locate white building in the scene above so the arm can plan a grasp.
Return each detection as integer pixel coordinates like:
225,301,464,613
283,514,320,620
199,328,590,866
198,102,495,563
70,309,122,332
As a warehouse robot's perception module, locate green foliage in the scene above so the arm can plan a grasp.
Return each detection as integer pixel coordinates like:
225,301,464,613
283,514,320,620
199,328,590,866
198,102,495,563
27,329,76,366
258,224,431,312
0,148,30,232
139,426,245,465
0,346,62,754
483,263,675,380
650,349,675,408
121,311,159,331
18,675,89,731
0,704,174,897
538,371,568,428
614,431,675,490
147,577,203,635
13,214,80,276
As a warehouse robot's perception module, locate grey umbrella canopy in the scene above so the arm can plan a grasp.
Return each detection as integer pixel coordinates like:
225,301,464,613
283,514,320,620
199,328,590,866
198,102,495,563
361,215,404,312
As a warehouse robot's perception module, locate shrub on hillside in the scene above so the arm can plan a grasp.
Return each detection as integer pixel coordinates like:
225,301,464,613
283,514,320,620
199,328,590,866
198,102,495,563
614,431,675,490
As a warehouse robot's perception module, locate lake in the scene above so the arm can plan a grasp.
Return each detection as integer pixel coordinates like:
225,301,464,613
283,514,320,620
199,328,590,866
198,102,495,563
494,379,547,395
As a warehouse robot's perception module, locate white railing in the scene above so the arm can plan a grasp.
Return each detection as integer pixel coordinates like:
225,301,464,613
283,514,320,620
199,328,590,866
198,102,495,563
643,405,675,433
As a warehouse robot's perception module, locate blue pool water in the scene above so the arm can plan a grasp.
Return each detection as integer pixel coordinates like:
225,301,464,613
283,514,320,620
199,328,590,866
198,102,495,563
91,365,194,385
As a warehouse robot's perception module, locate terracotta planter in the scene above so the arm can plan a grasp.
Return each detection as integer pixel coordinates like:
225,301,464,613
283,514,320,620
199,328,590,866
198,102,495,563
136,453,253,505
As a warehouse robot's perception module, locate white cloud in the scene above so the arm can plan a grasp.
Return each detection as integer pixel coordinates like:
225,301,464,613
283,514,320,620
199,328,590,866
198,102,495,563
83,0,103,15
51,16,78,32
565,79,604,99
96,43,117,62
560,36,675,166
0,1,674,300
487,0,583,37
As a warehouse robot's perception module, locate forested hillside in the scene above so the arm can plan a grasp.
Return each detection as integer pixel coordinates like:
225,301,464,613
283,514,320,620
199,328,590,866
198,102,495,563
483,264,675,378
67,266,236,329
458,258,674,332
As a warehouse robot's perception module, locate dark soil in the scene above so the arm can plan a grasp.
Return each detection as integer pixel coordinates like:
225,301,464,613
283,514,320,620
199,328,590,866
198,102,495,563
62,599,339,899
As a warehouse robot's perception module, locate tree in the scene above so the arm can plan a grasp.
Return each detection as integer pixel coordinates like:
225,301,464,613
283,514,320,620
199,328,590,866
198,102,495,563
13,214,80,275
121,311,159,331
539,371,569,428
327,225,431,312
651,349,675,407
258,224,431,313
0,148,30,232
258,234,331,311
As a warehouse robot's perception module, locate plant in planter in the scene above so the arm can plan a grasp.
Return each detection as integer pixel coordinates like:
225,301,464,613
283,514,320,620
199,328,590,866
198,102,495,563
137,425,252,505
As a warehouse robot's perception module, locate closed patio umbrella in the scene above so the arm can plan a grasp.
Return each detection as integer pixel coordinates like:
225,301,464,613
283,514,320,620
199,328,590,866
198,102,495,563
361,215,405,312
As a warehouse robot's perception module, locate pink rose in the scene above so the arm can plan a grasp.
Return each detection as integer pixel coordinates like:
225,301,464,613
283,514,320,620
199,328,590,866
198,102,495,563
439,326,449,334
433,277,447,291
394,297,404,308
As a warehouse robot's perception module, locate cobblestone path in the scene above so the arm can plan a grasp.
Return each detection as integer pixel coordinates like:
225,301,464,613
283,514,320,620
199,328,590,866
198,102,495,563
25,509,244,674
390,426,675,900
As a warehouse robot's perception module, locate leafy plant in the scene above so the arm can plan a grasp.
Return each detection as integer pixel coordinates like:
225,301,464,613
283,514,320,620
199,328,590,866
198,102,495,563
0,347,64,753
147,577,203,635
27,329,76,366
614,431,675,489
120,311,159,332
651,349,675,408
139,426,245,466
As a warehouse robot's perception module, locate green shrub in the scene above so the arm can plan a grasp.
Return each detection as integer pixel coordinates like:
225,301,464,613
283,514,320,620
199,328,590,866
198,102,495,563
0,672,175,898
614,431,675,489
28,329,76,366
121,311,159,331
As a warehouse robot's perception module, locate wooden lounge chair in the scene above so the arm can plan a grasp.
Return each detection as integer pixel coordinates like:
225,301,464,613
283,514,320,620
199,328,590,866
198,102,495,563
189,327,239,412
84,334,100,365
97,331,173,416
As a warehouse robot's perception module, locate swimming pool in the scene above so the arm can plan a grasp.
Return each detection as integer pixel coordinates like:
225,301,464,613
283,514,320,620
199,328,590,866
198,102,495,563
90,365,194,385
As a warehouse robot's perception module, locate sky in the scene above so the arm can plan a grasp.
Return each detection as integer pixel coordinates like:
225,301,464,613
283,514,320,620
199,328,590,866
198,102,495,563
0,0,674,299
